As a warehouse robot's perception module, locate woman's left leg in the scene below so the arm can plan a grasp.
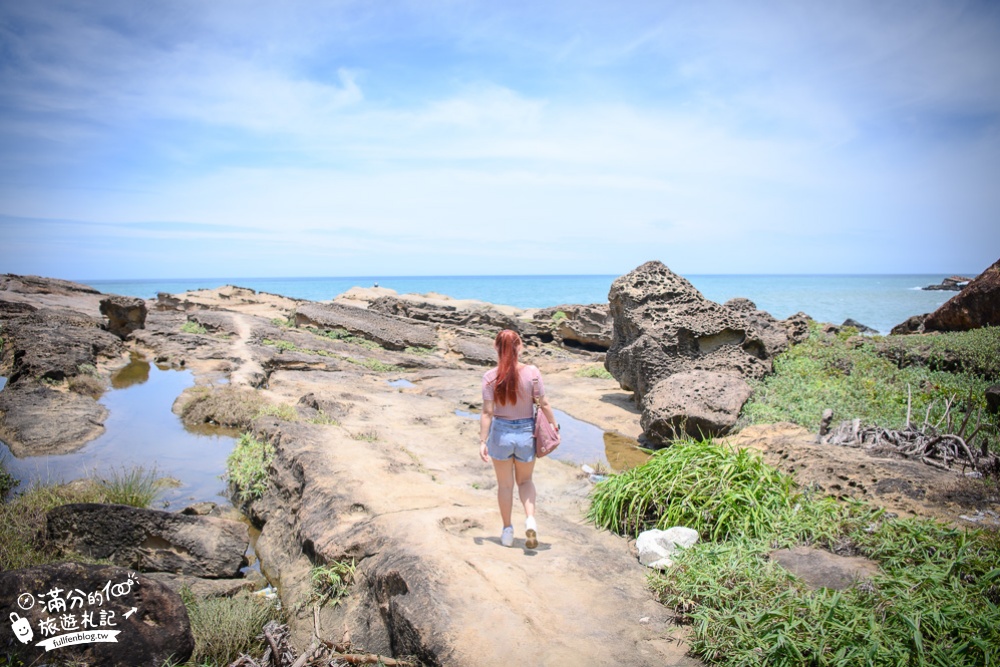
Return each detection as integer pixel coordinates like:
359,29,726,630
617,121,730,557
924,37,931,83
492,458,515,529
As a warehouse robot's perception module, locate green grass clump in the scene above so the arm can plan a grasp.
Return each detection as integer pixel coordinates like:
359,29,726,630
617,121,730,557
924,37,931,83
308,410,340,426
310,559,356,607
404,346,435,356
262,338,297,351
254,403,299,422
270,317,294,328
182,589,282,666
650,504,1000,666
552,310,568,322
226,433,274,503
575,364,614,379
0,478,106,570
310,327,381,350
181,320,209,335
742,323,998,441
0,463,173,570
587,439,795,540
360,357,403,373
97,465,171,507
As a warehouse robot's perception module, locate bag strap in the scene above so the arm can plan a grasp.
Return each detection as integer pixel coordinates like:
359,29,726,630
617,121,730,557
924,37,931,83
532,377,541,407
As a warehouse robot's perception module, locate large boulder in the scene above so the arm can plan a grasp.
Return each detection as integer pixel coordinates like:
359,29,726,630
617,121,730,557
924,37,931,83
606,262,771,404
100,295,148,339
0,307,123,385
533,304,613,351
295,302,437,351
46,503,249,578
0,562,194,666
923,258,1000,332
640,371,754,442
0,383,109,456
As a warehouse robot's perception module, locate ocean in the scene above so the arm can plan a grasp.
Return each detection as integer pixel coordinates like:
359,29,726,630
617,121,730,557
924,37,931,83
82,273,968,335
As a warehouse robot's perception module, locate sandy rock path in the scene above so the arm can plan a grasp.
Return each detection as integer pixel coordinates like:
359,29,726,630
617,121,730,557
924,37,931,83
254,358,698,665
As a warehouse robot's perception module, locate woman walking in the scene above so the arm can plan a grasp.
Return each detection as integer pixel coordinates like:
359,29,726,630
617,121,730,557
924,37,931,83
479,329,558,548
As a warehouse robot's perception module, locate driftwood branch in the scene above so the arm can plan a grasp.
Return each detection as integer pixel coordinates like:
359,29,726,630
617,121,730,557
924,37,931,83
332,655,417,666
820,398,998,476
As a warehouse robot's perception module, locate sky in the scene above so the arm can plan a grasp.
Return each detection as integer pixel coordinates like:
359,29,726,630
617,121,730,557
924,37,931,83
0,1,998,280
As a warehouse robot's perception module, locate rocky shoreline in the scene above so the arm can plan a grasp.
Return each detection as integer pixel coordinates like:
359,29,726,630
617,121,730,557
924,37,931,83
2,262,998,665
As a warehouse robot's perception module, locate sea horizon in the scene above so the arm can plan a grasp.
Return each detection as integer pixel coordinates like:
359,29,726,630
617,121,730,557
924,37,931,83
78,272,973,336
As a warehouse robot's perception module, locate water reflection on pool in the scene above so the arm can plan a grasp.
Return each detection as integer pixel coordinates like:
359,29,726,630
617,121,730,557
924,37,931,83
455,408,647,471
0,357,236,507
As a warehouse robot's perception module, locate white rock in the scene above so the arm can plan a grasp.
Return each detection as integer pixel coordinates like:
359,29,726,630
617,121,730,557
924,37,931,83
636,527,700,567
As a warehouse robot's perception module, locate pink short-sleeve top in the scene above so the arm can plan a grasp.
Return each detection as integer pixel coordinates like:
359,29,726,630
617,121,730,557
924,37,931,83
482,364,544,420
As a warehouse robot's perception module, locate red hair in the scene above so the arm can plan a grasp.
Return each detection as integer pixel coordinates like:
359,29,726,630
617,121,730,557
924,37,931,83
492,329,522,406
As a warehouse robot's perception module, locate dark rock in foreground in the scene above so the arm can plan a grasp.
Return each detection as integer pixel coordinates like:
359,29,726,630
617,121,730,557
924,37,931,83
0,562,194,667
47,503,249,578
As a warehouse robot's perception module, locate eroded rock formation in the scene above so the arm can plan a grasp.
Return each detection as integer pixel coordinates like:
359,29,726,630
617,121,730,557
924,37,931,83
606,261,775,443
532,304,613,351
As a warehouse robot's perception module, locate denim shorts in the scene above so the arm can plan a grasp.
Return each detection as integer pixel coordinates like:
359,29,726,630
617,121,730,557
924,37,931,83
487,417,536,463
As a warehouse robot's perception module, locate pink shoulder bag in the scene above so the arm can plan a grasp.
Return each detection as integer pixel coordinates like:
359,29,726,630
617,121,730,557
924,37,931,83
532,377,561,457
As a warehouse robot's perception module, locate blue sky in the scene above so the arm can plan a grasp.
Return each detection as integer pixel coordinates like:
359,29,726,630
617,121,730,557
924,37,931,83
1,1,998,279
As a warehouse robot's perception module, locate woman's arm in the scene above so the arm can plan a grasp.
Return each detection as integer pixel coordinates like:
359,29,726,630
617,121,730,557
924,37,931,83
536,394,559,432
479,399,494,462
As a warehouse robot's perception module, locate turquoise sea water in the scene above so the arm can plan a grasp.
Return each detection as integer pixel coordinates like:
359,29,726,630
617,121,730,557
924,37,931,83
83,273,969,335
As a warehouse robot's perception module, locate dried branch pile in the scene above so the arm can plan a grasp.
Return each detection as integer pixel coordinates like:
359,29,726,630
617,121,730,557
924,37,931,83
226,620,418,667
819,390,999,477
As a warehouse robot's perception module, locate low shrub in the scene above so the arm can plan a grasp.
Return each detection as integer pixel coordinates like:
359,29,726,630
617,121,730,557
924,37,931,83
310,327,381,350
68,373,106,398
226,433,275,503
360,357,403,373
181,320,209,335
262,338,296,351
742,323,999,453
875,326,1000,381
310,559,356,607
254,403,299,422
575,364,613,379
182,589,282,666
180,386,268,431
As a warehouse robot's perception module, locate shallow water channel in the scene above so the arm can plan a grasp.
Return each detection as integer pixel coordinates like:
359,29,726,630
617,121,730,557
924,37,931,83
456,408,648,472
0,357,237,507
